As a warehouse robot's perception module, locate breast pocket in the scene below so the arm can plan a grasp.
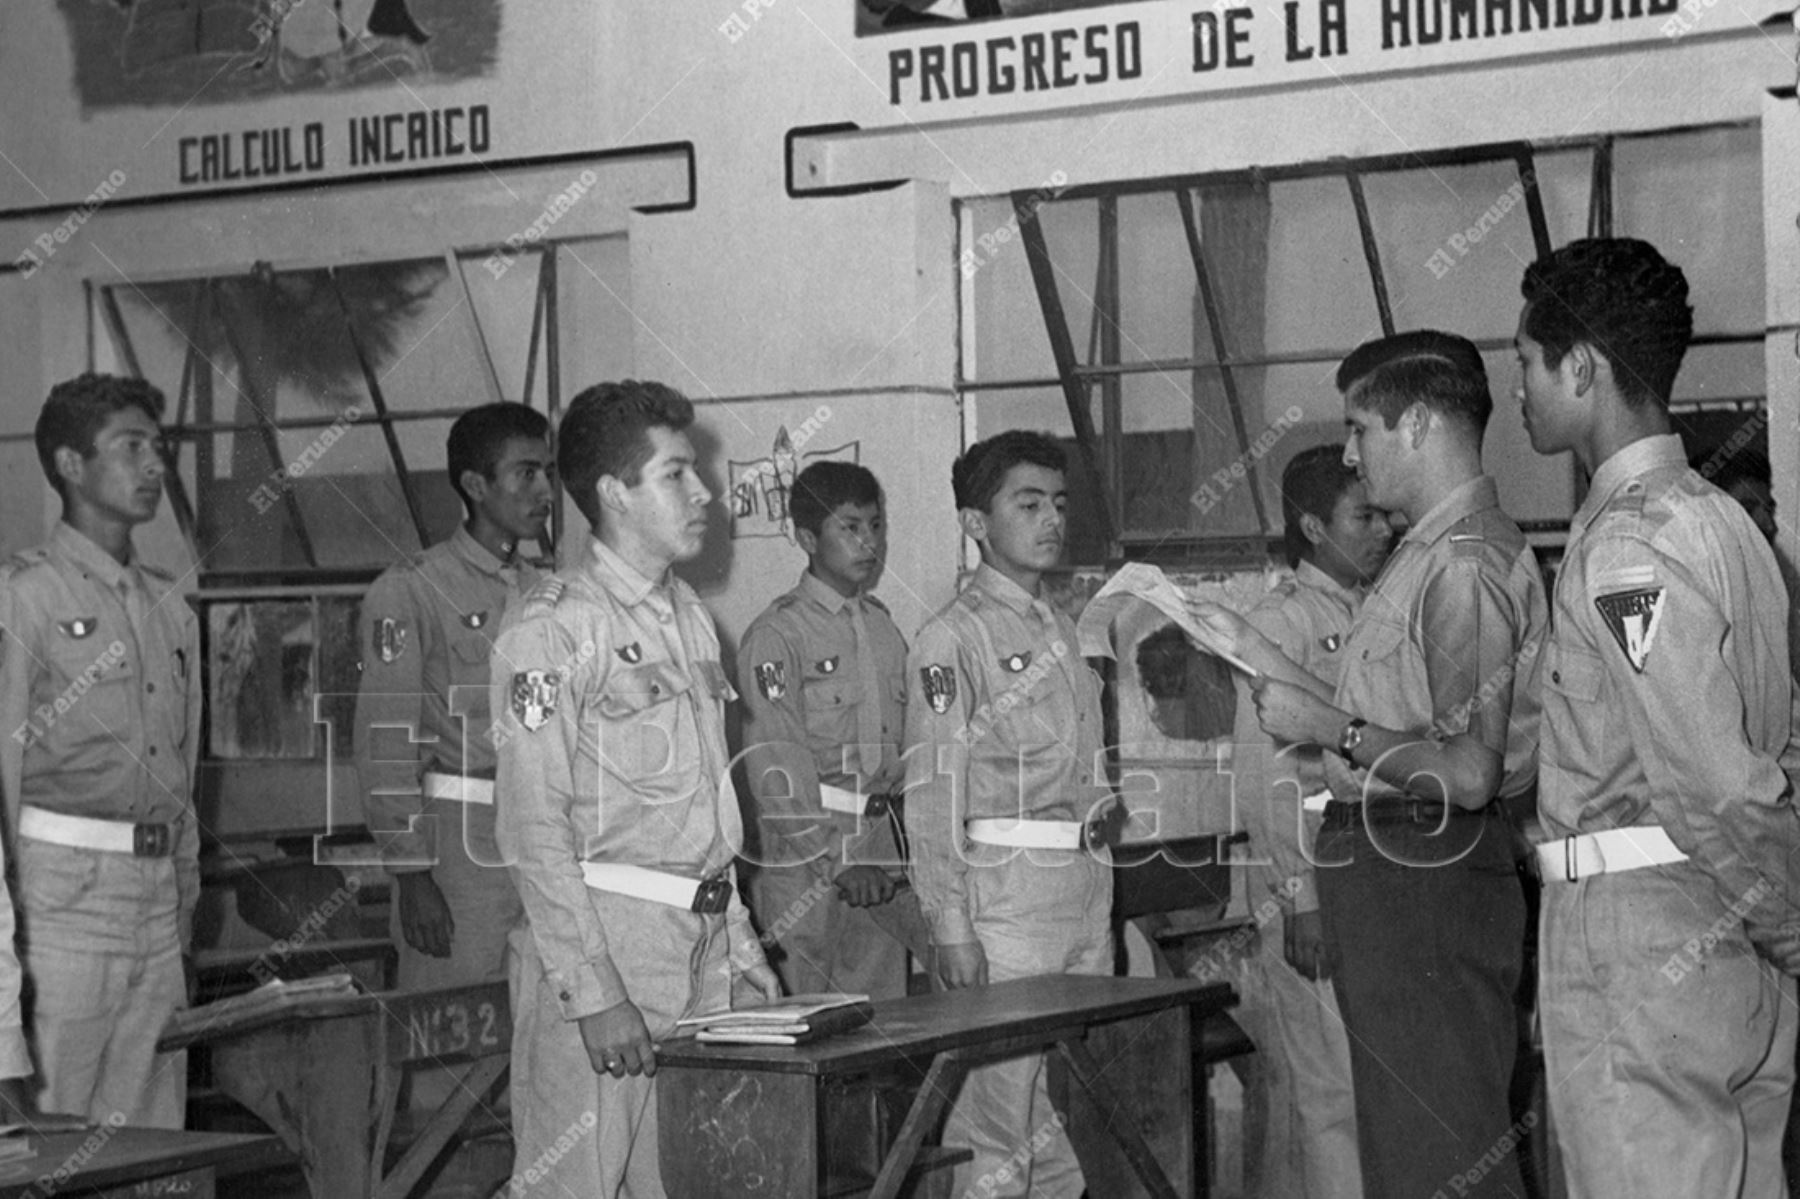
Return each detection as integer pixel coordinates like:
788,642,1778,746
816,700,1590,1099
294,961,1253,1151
1542,641,1608,772
596,662,699,800
1352,616,1408,665
450,633,495,720
801,673,857,748
45,637,136,744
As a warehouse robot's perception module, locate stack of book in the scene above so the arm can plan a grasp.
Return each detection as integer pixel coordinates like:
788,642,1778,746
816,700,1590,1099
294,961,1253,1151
674,993,874,1046
161,972,363,1044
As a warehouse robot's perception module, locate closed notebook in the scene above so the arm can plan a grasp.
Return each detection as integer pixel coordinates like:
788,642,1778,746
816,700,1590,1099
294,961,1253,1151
676,992,873,1045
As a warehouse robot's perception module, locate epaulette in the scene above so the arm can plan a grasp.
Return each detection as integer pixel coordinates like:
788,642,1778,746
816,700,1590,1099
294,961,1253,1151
770,593,801,612
1448,530,1489,559
516,576,568,616
140,561,176,584
863,593,890,614
1,547,49,575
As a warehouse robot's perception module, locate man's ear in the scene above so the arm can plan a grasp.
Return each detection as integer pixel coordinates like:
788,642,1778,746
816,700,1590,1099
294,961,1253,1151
1300,511,1327,550
460,468,489,507
1566,342,1597,396
53,446,85,491
958,506,987,545
596,474,628,518
795,526,819,557
1402,402,1431,450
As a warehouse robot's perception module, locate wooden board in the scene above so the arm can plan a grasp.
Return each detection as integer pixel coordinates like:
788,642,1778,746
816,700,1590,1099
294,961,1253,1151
0,1127,285,1198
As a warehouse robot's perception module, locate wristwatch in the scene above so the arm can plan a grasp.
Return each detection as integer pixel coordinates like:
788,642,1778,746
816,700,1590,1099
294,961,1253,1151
1337,717,1368,761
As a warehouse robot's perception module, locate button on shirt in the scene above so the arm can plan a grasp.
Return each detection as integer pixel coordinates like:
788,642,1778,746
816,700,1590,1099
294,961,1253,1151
492,537,763,1020
0,522,201,1075
1325,476,1546,806
1234,561,1361,911
355,526,540,867
1539,435,1799,934
737,571,907,872
903,564,1107,946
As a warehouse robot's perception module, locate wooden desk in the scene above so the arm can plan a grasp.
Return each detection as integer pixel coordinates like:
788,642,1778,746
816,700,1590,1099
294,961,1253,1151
159,981,510,1199
0,1126,285,1198
656,975,1234,1199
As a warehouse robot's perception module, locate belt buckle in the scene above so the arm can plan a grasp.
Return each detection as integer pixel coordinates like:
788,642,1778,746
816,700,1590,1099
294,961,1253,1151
133,822,172,859
691,877,733,915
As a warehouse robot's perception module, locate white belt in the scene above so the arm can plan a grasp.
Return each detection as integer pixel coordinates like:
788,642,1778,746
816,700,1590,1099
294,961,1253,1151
422,771,494,805
819,783,864,816
1535,826,1688,882
19,806,175,857
966,818,1086,851
1301,790,1332,814
581,861,711,908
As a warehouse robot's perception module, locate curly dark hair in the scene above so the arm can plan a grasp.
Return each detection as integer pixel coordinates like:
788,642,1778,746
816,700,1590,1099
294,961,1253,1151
1520,238,1693,409
1336,330,1491,433
952,430,1065,513
35,373,165,499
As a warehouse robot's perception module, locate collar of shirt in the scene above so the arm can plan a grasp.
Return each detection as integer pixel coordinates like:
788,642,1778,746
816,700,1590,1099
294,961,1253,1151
447,523,520,580
796,568,857,615
584,535,674,619
50,521,139,594
1571,433,1686,533
969,562,1043,618
1398,475,1500,550
1293,559,1362,616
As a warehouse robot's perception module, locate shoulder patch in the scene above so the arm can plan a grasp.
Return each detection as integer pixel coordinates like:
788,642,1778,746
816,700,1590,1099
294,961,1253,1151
921,664,957,713
1594,586,1665,673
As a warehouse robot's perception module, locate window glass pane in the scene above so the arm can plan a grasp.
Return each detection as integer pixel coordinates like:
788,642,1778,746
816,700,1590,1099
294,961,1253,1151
1674,341,1763,405
1117,191,1197,365
209,600,317,759
965,197,1099,383
1365,159,1537,342
1264,176,1380,355
1615,127,1761,336
459,249,543,403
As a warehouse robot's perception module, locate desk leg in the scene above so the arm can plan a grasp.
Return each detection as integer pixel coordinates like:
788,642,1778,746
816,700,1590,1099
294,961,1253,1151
210,1016,382,1199
373,1055,509,1199
868,1051,968,1199
1057,1038,1181,1199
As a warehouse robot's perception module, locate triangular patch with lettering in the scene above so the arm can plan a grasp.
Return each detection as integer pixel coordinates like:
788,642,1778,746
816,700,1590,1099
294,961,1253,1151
1594,587,1665,673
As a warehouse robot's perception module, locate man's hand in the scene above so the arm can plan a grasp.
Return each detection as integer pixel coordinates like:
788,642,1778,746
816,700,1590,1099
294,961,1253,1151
395,871,455,959
935,941,988,990
834,865,897,908
734,962,784,1006
1283,908,1331,981
578,1000,656,1079
1252,676,1342,747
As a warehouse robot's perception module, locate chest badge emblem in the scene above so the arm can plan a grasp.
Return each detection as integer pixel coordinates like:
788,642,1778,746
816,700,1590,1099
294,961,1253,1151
617,642,643,664
1001,652,1032,673
58,618,98,639
461,611,488,630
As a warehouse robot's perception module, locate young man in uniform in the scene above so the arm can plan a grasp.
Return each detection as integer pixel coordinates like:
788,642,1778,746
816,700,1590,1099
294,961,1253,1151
904,429,1117,1199
1199,332,1546,1199
1518,238,1800,1197
493,379,780,1196
1228,443,1390,1199
0,373,200,1126
737,460,930,998
355,403,553,996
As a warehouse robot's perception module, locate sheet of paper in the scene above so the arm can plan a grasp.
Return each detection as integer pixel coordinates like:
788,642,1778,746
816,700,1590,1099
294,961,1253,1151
1075,562,1259,677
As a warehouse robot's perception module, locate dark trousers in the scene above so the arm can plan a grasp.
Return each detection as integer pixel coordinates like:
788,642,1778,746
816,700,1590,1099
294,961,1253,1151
1315,807,1528,1199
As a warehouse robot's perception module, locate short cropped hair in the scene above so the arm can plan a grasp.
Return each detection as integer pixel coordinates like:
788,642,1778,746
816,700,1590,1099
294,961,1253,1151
952,430,1065,513
1280,444,1362,568
1521,238,1693,409
1337,330,1492,433
557,380,695,528
790,460,882,537
446,402,550,510
35,373,166,499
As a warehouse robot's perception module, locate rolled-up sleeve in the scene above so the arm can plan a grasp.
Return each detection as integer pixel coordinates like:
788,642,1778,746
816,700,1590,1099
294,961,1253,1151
493,617,627,1020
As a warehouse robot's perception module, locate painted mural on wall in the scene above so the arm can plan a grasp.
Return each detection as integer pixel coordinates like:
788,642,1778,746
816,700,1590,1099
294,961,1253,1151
56,0,500,110
728,411,860,541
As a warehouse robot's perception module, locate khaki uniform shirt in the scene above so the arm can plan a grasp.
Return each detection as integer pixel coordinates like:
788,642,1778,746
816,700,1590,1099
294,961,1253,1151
902,564,1108,946
354,525,540,868
0,522,201,1075
1540,435,1800,935
1325,476,1546,806
492,537,763,1020
1234,561,1361,912
737,571,907,874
